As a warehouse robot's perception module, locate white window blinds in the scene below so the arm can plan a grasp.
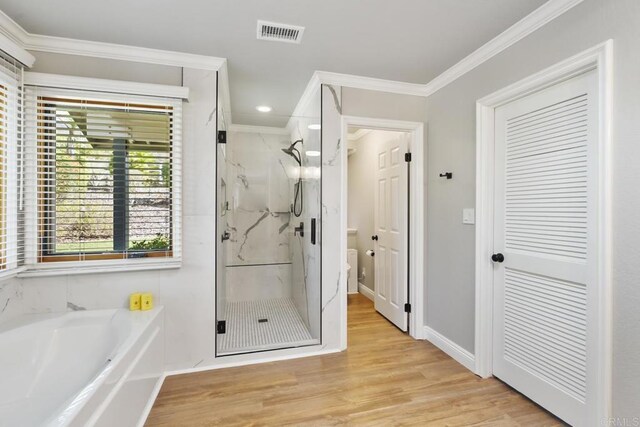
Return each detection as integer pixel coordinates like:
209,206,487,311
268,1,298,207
0,50,24,273
24,88,182,264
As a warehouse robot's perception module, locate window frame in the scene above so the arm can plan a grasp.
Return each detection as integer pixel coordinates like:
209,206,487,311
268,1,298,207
23,86,183,275
0,68,21,278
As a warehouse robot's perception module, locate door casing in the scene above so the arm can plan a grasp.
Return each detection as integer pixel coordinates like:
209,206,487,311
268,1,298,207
474,40,613,424
341,116,425,342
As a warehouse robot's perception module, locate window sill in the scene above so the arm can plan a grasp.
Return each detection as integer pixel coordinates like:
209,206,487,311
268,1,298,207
17,258,182,278
0,267,26,283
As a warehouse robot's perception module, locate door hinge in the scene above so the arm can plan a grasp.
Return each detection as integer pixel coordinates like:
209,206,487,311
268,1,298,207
216,320,226,334
217,130,227,144
405,152,412,162
404,303,411,313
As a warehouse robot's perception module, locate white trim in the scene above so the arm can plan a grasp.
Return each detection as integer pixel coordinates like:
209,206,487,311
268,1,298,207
21,86,184,273
164,348,341,377
228,124,289,135
423,326,475,372
25,34,225,70
475,40,612,423
0,27,35,67
318,71,425,97
24,72,189,99
341,116,425,340
358,282,374,301
18,259,182,278
422,0,585,96
0,10,224,70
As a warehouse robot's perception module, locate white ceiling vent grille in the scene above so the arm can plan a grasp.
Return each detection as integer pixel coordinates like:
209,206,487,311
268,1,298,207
257,20,305,44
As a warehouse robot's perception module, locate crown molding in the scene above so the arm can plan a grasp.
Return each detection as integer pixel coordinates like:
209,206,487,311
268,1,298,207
285,70,425,131
24,34,225,70
24,71,189,99
422,0,584,96
0,10,224,70
1,0,583,123
228,124,289,135
316,71,426,97
0,11,35,66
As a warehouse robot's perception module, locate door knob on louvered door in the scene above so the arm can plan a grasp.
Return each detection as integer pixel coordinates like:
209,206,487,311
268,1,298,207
491,253,504,263
371,235,378,241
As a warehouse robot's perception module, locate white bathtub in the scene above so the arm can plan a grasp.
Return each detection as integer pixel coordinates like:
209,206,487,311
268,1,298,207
0,306,164,427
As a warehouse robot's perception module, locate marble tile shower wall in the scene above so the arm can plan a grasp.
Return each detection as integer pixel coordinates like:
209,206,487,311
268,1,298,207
289,105,322,338
224,131,295,302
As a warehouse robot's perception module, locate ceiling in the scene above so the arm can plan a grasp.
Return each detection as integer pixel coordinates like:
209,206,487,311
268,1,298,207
0,0,546,127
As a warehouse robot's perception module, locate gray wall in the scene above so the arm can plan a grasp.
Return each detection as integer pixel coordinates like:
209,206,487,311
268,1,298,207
30,51,182,85
347,134,377,290
424,0,640,417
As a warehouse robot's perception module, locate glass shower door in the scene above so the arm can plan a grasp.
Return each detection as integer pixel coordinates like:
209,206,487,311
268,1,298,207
215,87,321,356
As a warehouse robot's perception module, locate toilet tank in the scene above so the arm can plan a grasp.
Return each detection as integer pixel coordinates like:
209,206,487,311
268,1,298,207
347,249,358,293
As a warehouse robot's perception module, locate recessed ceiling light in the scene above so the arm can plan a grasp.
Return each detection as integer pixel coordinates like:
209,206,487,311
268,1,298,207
308,124,321,130
256,105,272,113
306,150,321,157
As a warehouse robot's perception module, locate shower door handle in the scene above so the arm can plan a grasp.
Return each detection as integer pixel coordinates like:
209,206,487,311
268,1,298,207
311,218,316,245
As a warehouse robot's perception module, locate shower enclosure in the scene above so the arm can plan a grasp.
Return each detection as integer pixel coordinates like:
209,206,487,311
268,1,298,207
215,89,321,356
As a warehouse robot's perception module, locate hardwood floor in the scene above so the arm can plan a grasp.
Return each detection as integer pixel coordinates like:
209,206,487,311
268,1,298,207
146,294,561,426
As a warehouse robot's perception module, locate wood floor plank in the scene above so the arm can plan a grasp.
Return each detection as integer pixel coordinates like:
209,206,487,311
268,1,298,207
146,294,562,426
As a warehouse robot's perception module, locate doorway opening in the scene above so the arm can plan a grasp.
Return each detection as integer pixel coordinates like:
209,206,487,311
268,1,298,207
341,117,425,340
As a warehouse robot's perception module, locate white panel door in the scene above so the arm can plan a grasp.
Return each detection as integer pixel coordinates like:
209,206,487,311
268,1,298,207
493,70,598,426
374,133,408,331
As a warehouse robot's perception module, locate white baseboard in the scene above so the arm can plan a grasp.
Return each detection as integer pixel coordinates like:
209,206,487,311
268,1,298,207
358,282,374,301
423,326,475,373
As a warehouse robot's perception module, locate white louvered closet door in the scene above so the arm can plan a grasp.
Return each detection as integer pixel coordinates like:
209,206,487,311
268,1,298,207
492,70,598,426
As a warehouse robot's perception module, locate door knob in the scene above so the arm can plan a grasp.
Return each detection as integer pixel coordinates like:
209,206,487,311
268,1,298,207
371,235,378,241
491,253,504,263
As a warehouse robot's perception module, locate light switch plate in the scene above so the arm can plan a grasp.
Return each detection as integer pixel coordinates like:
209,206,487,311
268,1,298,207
463,208,475,225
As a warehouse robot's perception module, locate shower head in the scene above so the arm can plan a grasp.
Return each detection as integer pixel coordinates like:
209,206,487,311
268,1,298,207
282,139,303,155
281,139,303,165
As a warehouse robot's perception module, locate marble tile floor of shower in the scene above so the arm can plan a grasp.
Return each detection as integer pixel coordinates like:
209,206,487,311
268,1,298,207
217,298,319,355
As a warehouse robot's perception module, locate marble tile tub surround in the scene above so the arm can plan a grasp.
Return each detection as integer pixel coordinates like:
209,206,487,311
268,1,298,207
0,68,218,371
0,278,24,324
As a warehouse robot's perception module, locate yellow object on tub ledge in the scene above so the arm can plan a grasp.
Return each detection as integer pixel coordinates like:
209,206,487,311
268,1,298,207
141,293,154,311
129,293,141,311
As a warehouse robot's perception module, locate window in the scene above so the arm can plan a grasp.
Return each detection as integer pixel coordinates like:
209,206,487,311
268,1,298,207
0,51,24,274
27,90,181,264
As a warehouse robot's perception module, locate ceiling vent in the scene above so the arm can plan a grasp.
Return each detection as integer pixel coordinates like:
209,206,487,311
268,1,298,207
257,20,305,44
